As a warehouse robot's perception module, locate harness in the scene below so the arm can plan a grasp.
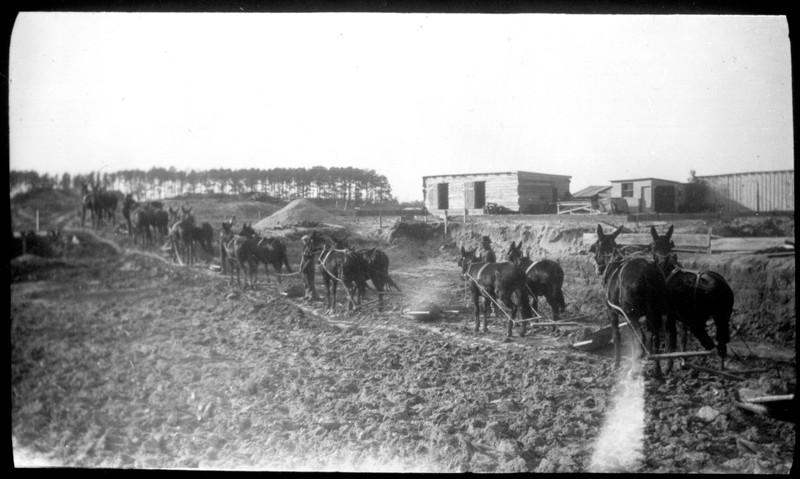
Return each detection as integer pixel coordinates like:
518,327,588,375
598,245,652,354
524,259,543,276
462,260,528,322
318,245,360,308
661,262,704,312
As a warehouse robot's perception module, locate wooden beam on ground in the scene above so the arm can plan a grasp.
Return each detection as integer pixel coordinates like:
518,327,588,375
684,363,745,381
511,320,581,327
734,401,769,416
742,394,795,404
647,350,714,360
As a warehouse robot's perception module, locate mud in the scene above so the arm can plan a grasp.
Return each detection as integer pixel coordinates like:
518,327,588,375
10,208,796,472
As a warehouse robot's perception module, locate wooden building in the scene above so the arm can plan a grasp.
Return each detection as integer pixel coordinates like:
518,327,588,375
423,171,571,216
609,177,683,214
698,169,794,214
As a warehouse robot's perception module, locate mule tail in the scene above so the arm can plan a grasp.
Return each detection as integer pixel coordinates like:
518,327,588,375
712,277,734,364
384,274,401,292
282,251,293,273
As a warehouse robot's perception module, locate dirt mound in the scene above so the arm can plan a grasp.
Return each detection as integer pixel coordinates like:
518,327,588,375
253,198,337,230
388,221,444,241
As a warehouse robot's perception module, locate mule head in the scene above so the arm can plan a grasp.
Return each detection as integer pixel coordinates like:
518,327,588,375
331,233,350,250
505,241,524,264
458,246,478,274
168,207,181,224
650,224,677,269
591,224,624,275
221,217,236,235
123,194,138,208
237,223,257,238
181,206,195,224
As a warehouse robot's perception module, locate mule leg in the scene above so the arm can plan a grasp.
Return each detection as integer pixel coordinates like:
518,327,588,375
713,308,732,372
220,242,228,274
323,276,332,312
500,291,515,337
482,295,492,333
331,279,338,314
471,289,480,332
608,309,621,368
687,319,718,368
664,313,679,374
375,278,385,312
545,293,561,333
649,319,664,379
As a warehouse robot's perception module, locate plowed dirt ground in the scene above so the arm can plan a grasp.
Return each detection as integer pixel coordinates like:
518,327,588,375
10,197,796,472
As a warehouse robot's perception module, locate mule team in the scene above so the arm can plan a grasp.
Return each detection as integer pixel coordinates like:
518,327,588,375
458,226,732,378
86,194,731,378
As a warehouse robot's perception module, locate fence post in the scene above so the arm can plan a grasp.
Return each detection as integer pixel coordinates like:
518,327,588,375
379,211,382,229
444,210,448,237
463,208,467,224
36,209,40,233
707,226,713,255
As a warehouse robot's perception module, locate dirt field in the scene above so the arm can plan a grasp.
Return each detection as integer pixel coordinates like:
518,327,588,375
10,193,796,472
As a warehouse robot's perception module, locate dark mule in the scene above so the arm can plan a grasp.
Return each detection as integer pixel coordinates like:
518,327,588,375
168,206,196,265
318,235,368,313
95,188,118,227
80,183,98,228
357,247,401,312
505,241,566,321
150,205,170,247
237,223,293,284
219,223,275,289
222,230,258,289
130,202,153,248
458,246,534,337
219,217,236,274
329,235,401,312
122,194,136,236
651,225,733,371
591,224,668,377
191,221,215,264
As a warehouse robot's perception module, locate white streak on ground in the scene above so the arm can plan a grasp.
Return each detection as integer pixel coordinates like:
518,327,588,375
587,369,646,473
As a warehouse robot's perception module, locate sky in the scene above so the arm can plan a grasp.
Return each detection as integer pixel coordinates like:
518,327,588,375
8,12,793,202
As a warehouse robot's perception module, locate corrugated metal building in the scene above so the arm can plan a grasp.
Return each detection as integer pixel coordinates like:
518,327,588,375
422,171,571,215
698,169,794,213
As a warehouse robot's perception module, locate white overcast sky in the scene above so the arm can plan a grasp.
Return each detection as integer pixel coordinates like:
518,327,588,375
8,12,793,201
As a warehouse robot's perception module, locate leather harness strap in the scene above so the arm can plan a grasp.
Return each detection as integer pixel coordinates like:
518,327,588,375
525,259,542,276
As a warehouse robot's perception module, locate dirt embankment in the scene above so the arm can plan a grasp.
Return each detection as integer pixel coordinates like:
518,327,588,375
382,216,795,348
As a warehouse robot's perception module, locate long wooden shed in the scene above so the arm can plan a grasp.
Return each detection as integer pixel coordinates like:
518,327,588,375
698,169,794,214
422,171,571,216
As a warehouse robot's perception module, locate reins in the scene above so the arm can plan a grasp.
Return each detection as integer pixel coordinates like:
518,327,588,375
603,259,651,355
461,259,533,322
318,245,360,308
598,245,651,355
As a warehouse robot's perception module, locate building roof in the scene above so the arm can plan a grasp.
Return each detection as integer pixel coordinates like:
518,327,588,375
609,177,684,185
696,169,794,178
571,185,611,198
423,170,571,180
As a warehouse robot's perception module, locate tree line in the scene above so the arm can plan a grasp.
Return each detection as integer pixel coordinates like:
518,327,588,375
10,166,396,206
